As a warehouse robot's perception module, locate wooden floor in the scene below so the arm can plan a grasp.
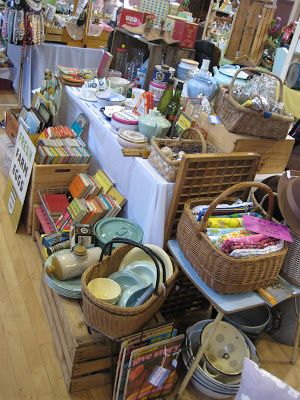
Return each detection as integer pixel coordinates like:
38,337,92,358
0,149,300,399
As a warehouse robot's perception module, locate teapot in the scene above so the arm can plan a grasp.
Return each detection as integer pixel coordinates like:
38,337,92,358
213,65,249,87
187,60,219,101
138,108,171,139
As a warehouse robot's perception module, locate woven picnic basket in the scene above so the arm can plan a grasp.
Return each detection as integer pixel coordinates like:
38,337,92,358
81,238,178,339
148,128,219,182
214,67,294,140
176,182,287,294
279,231,300,287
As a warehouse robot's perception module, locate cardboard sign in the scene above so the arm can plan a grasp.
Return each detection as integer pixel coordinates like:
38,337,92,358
243,215,293,242
4,125,36,231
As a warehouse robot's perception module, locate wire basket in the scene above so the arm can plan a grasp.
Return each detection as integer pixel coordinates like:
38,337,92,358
38,187,70,233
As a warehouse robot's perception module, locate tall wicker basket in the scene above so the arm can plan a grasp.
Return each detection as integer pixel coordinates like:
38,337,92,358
176,182,288,294
280,231,300,287
214,67,294,140
81,238,178,339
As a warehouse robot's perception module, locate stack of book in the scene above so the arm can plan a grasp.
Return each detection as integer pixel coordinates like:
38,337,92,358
68,170,126,205
36,137,91,165
55,193,121,230
42,193,70,219
39,125,76,139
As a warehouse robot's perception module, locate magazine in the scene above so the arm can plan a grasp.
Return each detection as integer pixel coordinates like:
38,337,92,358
113,324,177,400
123,334,185,400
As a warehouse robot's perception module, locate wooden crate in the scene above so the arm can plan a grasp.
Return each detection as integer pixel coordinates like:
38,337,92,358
83,31,110,49
45,25,67,43
199,114,294,174
24,163,89,234
226,0,276,64
35,232,114,392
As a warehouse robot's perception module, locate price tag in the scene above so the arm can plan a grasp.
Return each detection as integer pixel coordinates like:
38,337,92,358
148,366,170,387
243,215,293,242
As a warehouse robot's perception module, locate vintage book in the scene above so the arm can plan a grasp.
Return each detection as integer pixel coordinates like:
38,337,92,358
43,193,69,217
94,169,114,193
108,187,126,207
123,334,184,400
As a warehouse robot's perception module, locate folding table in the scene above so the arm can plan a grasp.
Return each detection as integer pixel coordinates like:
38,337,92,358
167,239,300,399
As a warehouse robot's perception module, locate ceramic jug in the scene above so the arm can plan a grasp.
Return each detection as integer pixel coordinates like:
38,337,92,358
138,108,171,139
187,59,219,101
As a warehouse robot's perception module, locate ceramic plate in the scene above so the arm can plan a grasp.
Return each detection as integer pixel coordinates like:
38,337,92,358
78,91,98,102
119,244,173,287
108,270,145,290
122,262,156,287
201,321,250,376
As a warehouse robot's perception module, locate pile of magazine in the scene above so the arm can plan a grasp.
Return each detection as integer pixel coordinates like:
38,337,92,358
113,323,184,400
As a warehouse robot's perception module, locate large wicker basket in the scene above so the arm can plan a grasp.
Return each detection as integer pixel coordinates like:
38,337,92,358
280,230,300,287
214,67,294,140
176,182,288,294
148,128,219,182
81,238,178,339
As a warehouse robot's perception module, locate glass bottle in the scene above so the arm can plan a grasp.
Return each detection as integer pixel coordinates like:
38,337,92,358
115,44,128,78
166,82,183,123
157,79,174,116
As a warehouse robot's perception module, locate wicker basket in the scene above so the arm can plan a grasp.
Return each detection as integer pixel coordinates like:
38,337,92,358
81,238,178,339
214,67,294,140
148,128,219,182
280,230,300,287
176,182,288,294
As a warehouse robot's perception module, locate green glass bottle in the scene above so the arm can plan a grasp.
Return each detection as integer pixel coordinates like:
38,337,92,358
157,79,174,116
166,82,183,123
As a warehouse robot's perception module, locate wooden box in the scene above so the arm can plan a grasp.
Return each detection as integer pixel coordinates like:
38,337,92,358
200,115,294,174
24,163,89,234
83,31,110,49
45,25,67,43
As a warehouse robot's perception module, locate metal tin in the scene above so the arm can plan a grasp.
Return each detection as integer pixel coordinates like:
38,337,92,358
152,65,175,83
149,80,167,101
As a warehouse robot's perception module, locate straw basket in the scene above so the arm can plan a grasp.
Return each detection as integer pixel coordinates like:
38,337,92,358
148,128,219,182
214,67,294,140
177,182,287,294
280,231,300,287
81,238,178,339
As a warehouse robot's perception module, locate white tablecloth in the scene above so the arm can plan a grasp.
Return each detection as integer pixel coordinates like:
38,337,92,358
58,86,175,246
7,43,104,107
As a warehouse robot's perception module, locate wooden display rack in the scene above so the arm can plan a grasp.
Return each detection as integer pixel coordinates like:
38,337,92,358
226,0,276,65
110,27,195,89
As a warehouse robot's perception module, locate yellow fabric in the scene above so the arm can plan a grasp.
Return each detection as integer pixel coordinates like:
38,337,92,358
279,85,300,119
207,217,244,228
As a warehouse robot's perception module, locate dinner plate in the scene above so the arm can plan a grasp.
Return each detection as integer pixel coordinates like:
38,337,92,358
108,270,145,291
122,262,156,287
78,91,98,102
119,244,173,287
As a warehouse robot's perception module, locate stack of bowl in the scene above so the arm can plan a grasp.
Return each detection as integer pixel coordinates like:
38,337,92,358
182,320,259,399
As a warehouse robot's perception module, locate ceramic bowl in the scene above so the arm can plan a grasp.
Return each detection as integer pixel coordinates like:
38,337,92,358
119,244,173,287
176,65,192,81
108,270,145,290
107,77,130,96
122,262,156,287
87,278,121,304
118,283,154,308
179,59,199,69
96,91,126,106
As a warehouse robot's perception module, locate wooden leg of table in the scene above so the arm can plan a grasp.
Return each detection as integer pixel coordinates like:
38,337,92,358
292,311,300,364
175,310,224,399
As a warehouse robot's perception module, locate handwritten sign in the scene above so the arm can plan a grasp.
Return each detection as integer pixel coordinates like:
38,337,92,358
243,215,293,242
4,125,36,231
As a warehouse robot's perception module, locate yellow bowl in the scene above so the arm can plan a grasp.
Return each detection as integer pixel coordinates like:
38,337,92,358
87,278,121,304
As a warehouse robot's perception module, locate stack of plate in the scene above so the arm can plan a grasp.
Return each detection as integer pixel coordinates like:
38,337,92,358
44,251,82,299
182,320,259,399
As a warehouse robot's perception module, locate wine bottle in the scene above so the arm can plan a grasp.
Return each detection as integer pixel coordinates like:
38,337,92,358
157,79,174,116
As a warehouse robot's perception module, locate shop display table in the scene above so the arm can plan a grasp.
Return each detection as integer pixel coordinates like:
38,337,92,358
7,43,104,107
58,87,175,246
168,239,300,399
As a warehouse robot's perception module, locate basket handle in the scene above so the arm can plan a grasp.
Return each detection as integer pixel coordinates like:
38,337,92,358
178,128,207,153
198,181,275,232
99,238,167,293
227,67,283,102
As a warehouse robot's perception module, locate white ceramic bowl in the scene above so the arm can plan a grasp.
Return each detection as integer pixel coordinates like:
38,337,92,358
107,77,130,96
96,91,126,106
87,278,121,304
118,130,148,149
179,59,199,69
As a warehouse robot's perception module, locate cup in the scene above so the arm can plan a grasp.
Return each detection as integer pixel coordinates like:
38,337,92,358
108,77,130,96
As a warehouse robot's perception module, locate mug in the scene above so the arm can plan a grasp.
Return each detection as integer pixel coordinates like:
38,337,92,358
108,77,130,96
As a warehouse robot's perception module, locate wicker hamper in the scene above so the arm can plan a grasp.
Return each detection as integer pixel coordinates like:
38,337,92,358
280,231,300,287
81,238,178,339
176,182,287,294
214,68,294,140
148,128,219,182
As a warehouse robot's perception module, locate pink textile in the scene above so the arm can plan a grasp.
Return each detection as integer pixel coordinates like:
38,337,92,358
221,234,280,254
